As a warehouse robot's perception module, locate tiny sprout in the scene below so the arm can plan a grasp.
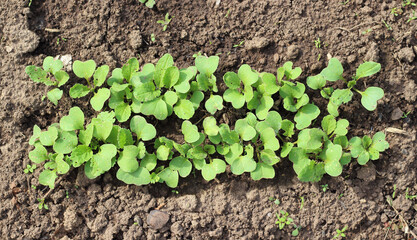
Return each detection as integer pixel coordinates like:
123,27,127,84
402,111,411,118
292,225,301,236
274,199,281,205
407,10,417,23
402,0,416,6
333,225,348,239
151,33,156,42
233,40,245,48
24,164,37,174
405,187,417,200
275,210,293,230
172,190,179,194
31,185,37,190
321,184,329,192
300,196,305,210
314,37,321,48
390,8,403,16
37,198,48,210
157,13,173,32
392,184,397,199
382,20,392,30
225,9,230,18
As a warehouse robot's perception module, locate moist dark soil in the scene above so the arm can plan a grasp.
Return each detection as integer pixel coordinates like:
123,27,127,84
1,0,417,239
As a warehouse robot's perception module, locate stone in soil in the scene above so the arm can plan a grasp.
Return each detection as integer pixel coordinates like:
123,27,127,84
147,210,170,230
397,47,415,63
391,107,403,121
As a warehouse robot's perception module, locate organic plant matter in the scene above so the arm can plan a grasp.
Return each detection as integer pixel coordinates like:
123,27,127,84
25,56,69,105
26,55,389,189
139,0,155,8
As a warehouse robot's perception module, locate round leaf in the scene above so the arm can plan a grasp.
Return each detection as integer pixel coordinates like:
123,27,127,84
182,121,200,143
360,87,384,111
116,167,151,186
73,60,96,80
294,104,320,130
90,88,111,111
118,145,139,173
205,95,224,115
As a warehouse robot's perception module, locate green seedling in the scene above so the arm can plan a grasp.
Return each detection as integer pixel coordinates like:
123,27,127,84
333,225,348,239
314,37,321,48
300,196,305,210
31,185,37,190
24,164,37,174
340,0,349,4
382,20,392,30
56,37,67,45
28,0,32,7
151,33,156,42
292,225,301,236
157,13,173,32
390,8,403,16
407,10,417,23
233,40,245,48
139,0,155,8
225,9,230,18
361,28,373,35
37,198,48,210
402,0,416,7
349,132,389,165
26,54,389,190
275,210,294,230
321,184,329,192
25,56,70,105
307,58,384,116
392,184,397,199
405,187,417,200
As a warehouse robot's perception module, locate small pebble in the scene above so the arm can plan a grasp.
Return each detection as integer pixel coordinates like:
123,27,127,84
147,210,170,230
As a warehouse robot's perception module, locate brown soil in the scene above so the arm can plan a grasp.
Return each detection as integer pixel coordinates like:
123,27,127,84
1,0,417,239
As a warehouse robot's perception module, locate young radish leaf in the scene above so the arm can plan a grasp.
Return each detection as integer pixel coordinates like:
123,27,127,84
355,62,381,80
130,116,156,141
47,88,63,106
60,107,85,131
116,167,151,186
73,60,96,81
182,121,200,143
90,88,110,111
195,55,219,77
359,87,384,111
205,95,223,115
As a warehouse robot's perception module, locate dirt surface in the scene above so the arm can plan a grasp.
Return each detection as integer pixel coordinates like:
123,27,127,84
1,0,417,239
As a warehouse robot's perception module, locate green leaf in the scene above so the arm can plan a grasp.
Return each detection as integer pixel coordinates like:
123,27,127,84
133,81,160,102
230,146,256,175
43,56,63,74
282,61,302,80
60,107,85,131
55,71,70,87
174,99,195,119
158,167,179,188
70,145,93,167
289,147,325,182
320,58,343,81
280,142,294,158
195,56,219,77
182,121,200,143
251,162,275,180
39,126,58,146
115,102,131,122
107,68,124,86
53,130,78,154
294,104,320,130
174,67,196,93
219,124,240,144
116,167,151,186
46,88,63,106
140,153,157,171
320,141,343,176
69,84,90,98
122,58,139,82
205,95,224,115
79,124,93,146
154,54,174,88
29,143,48,163
223,89,245,109
260,149,280,165
334,119,349,136
235,119,256,141
307,74,326,90
29,125,42,145
39,169,57,189
203,117,219,136
321,115,336,135
169,156,192,178
256,95,274,120
190,91,204,109
281,119,295,138
163,90,178,106
360,87,384,111
91,118,113,141
90,88,110,111
157,145,171,161
238,64,258,86
223,72,240,89
260,127,280,151
130,116,156,141
162,66,180,88
140,97,168,120
297,128,325,151
73,60,96,80
25,65,48,83
349,137,369,165
370,132,389,152
328,89,353,117
202,159,226,181
118,145,139,173
55,154,70,174
93,65,109,87
260,72,280,95
355,62,381,80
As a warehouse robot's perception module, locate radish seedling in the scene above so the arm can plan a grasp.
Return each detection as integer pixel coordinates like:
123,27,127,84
139,0,155,8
